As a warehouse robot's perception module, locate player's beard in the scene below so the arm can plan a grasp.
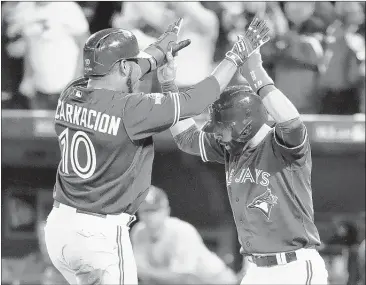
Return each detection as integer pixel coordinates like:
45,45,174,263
127,68,133,93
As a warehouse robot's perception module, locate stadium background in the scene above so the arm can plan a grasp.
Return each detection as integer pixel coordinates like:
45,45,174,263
1,1,365,285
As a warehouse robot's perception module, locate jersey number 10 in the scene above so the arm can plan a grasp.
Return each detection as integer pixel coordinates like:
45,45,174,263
58,128,97,179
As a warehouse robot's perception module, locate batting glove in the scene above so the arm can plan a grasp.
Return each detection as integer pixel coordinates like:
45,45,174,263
225,16,270,67
142,18,191,75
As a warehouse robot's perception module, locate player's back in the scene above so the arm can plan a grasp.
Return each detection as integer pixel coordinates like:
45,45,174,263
53,78,154,215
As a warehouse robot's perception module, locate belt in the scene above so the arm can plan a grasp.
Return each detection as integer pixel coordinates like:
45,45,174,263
250,251,297,267
53,201,136,226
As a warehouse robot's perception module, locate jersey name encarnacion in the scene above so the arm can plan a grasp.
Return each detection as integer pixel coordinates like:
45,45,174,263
55,99,121,136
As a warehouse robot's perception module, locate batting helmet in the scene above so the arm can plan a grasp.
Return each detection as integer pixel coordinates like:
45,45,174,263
202,85,268,144
138,186,169,213
83,28,150,77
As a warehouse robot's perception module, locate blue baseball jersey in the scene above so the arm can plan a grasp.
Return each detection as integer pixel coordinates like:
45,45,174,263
174,122,321,254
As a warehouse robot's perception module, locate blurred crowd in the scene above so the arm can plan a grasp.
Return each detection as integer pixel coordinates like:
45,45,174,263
1,1,365,114
320,217,365,285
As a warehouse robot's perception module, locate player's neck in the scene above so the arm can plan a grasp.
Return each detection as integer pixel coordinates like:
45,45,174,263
248,124,272,148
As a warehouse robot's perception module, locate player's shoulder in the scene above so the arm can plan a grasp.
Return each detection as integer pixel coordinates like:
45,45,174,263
63,79,127,102
263,125,276,145
63,77,88,92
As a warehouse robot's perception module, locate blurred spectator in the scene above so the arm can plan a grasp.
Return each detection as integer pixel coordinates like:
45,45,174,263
221,2,288,48
111,1,175,39
360,61,365,114
285,1,336,35
318,2,365,115
111,2,174,93
77,2,98,25
359,239,365,285
5,2,89,110
200,2,227,63
113,2,219,91
131,186,237,285
265,2,290,38
89,1,121,34
167,2,219,89
220,2,288,84
1,1,365,114
327,221,362,285
269,2,324,113
1,2,29,109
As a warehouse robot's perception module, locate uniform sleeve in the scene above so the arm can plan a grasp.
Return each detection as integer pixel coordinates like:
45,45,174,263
123,76,220,140
273,118,310,166
123,92,181,140
173,125,225,164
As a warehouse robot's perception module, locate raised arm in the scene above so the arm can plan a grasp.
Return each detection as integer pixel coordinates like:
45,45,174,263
122,50,236,141
172,2,219,36
170,118,225,164
123,17,271,141
123,41,247,140
238,17,307,149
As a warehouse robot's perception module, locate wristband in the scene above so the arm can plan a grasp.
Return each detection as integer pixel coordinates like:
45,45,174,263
161,80,179,94
138,57,157,81
240,53,274,94
143,45,165,69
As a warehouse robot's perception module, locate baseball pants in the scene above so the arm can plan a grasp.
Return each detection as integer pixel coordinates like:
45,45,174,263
240,248,329,285
44,202,138,285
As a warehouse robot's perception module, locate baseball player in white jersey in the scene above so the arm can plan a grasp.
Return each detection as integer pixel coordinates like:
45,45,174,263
131,186,238,285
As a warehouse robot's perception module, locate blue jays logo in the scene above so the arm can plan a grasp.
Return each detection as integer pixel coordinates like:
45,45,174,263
247,188,278,220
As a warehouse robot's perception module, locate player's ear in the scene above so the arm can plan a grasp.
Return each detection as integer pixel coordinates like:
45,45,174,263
118,60,128,76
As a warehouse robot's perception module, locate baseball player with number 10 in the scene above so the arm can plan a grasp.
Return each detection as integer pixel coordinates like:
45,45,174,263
170,17,329,284
43,17,253,284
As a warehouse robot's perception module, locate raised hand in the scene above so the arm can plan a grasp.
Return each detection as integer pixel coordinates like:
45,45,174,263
243,16,271,54
165,18,183,35
144,18,191,71
157,50,177,83
225,16,270,67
